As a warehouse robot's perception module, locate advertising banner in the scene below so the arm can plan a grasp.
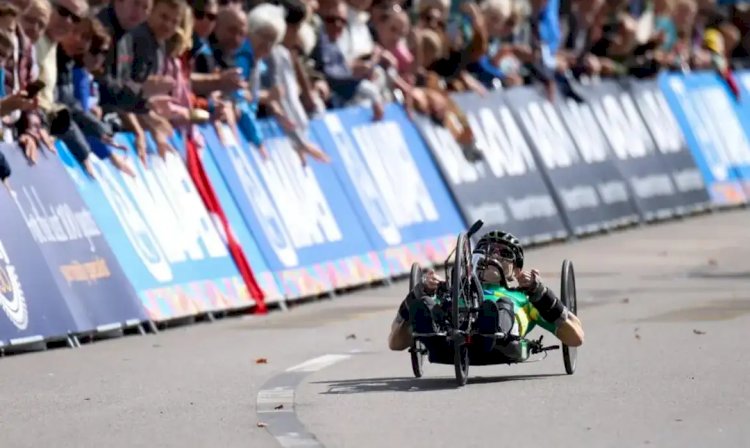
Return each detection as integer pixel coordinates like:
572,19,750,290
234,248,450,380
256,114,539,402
659,72,748,205
504,87,640,235
584,81,685,221
310,104,463,274
0,165,78,345
626,79,711,213
416,91,568,245
202,123,384,299
58,136,251,322
2,143,146,332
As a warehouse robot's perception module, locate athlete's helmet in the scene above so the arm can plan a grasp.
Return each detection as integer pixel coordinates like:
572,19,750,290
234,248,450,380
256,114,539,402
474,230,524,269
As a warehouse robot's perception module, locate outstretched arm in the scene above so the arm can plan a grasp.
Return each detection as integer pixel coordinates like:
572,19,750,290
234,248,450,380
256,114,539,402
517,269,584,347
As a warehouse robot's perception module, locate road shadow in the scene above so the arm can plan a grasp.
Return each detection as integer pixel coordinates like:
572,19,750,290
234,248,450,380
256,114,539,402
312,373,565,395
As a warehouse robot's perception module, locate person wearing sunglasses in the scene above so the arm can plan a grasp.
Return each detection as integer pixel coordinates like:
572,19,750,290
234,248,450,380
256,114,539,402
388,230,584,359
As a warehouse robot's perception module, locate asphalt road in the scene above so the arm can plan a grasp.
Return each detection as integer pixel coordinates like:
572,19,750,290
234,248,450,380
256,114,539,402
1,209,749,448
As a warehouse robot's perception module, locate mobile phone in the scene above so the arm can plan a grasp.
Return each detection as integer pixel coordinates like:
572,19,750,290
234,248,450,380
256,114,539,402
25,80,46,98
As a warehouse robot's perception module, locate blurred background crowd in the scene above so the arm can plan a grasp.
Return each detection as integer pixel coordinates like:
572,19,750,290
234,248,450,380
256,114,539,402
0,0,748,185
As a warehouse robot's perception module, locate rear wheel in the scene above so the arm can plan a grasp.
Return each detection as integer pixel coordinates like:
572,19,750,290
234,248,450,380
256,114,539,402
411,340,426,378
451,234,472,386
454,343,469,387
409,263,426,378
560,260,578,375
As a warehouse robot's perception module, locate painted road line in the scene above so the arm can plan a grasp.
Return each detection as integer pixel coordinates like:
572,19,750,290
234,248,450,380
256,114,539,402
286,354,352,373
257,351,358,447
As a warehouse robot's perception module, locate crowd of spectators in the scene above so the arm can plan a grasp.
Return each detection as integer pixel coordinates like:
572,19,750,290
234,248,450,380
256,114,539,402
0,0,748,187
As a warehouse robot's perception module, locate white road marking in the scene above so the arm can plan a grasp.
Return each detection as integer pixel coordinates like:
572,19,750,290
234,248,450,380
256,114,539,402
276,432,322,447
257,352,357,447
285,354,351,373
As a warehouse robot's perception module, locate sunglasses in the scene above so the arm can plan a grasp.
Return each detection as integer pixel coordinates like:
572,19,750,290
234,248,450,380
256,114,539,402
54,3,81,23
194,10,218,21
485,245,515,261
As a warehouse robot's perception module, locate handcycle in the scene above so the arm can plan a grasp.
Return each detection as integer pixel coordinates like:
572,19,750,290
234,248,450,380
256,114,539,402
407,220,578,387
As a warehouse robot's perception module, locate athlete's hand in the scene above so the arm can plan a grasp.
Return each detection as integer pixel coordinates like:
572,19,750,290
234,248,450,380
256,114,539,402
515,269,541,290
422,269,444,294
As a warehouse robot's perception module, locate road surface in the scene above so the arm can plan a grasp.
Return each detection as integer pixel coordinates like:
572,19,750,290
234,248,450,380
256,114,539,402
0,209,748,448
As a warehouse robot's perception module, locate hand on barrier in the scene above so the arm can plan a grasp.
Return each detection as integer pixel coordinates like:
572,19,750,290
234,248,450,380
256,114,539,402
109,152,136,178
135,132,148,167
154,135,178,160
294,141,330,167
82,156,95,179
276,112,297,133
19,133,38,165
102,135,129,152
372,101,385,121
256,143,269,160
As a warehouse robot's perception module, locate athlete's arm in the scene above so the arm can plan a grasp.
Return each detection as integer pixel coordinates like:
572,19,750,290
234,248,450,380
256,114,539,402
517,269,584,347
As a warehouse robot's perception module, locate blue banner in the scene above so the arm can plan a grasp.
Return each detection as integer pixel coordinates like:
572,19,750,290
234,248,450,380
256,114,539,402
626,79,711,214
659,72,749,205
202,122,384,299
2,143,146,333
730,70,750,196
0,161,78,346
58,135,251,322
311,104,463,274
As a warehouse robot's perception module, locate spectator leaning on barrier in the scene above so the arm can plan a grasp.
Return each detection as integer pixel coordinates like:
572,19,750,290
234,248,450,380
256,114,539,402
262,0,330,166
371,4,417,95
57,16,136,177
0,26,34,188
34,0,99,176
162,0,215,130
117,0,187,162
14,0,59,160
406,27,482,162
1,2,54,166
189,0,248,113
96,0,157,111
203,5,269,157
312,0,385,119
242,3,289,149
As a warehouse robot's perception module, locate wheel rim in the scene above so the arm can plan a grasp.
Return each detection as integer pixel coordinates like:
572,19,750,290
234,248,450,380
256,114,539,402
411,341,425,378
451,234,473,332
409,263,422,292
561,260,578,374
455,344,469,386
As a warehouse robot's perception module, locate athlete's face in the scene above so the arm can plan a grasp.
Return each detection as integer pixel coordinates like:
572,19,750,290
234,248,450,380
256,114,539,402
476,243,516,285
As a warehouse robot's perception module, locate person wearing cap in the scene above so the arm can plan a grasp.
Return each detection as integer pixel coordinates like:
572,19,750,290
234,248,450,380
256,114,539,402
703,27,740,100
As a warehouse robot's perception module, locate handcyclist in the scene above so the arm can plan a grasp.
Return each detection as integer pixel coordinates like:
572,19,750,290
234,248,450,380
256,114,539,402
388,231,584,356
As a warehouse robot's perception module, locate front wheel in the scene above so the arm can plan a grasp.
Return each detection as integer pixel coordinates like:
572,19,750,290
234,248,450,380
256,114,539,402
410,340,426,378
454,342,469,387
560,259,578,375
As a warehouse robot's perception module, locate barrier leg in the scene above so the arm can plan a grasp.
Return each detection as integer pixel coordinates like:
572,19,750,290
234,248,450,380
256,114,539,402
146,320,159,335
